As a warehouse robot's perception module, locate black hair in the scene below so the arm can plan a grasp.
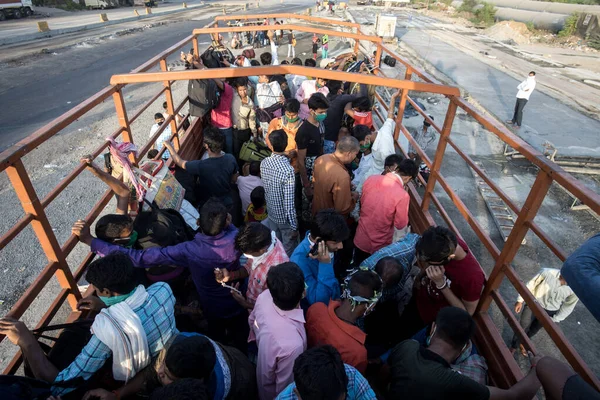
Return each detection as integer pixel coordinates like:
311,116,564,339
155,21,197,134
281,60,290,65
374,256,404,288
154,113,164,120
529,71,536,76
326,80,343,96
203,127,225,153
435,307,475,350
351,96,371,112
305,58,317,67
293,346,348,400
348,269,382,298
260,52,272,65
416,226,458,263
384,154,403,170
398,158,419,179
95,214,133,241
235,222,272,253
147,149,159,159
307,92,329,111
266,262,305,311
284,98,301,114
86,253,137,294
165,336,216,382
268,129,288,153
199,198,228,236
310,209,350,243
249,161,261,177
162,101,168,110
291,57,303,66
233,77,248,89
250,59,261,66
250,186,266,209
352,124,371,142
150,378,208,400
423,115,434,128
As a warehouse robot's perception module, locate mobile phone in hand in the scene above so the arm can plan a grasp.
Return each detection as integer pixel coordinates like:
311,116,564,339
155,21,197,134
309,239,322,256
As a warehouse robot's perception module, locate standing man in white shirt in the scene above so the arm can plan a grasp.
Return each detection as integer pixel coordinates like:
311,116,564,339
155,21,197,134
510,267,578,356
507,71,536,129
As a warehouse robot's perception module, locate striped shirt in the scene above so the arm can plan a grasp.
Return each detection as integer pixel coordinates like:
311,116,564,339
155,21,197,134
52,282,178,395
275,364,376,400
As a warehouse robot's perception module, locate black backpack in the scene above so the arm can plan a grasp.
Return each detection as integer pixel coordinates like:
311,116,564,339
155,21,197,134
188,78,220,118
133,201,196,250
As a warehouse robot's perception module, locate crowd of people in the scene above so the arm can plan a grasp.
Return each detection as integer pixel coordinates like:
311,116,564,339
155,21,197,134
1,23,599,400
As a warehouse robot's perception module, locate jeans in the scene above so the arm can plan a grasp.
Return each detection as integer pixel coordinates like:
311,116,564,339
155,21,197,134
323,139,336,154
220,127,233,155
511,98,528,127
262,217,298,257
510,305,558,349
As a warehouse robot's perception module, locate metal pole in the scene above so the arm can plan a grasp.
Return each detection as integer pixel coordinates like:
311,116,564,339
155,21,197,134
393,68,413,141
112,89,137,165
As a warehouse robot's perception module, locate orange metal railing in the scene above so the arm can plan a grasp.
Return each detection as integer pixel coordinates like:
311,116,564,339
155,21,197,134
0,13,599,393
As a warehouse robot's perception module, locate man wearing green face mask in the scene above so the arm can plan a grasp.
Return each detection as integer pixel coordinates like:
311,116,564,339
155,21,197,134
0,253,178,398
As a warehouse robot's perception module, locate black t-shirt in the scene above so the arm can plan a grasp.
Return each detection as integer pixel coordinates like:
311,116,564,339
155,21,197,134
323,94,356,141
388,340,490,400
296,121,323,157
186,154,238,207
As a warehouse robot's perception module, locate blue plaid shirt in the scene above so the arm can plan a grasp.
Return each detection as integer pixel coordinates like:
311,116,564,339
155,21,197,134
275,364,376,400
261,153,298,230
361,233,420,271
52,282,178,395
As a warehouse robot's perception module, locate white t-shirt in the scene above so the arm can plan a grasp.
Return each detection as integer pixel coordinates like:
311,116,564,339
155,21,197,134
237,175,264,214
516,77,536,100
149,123,173,159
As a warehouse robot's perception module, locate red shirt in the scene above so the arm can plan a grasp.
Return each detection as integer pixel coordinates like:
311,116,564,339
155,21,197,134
354,173,409,254
305,300,368,374
211,82,233,129
416,239,485,324
352,111,373,129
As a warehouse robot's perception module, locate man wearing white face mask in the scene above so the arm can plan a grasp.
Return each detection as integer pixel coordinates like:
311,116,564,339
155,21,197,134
214,222,288,310
507,71,536,129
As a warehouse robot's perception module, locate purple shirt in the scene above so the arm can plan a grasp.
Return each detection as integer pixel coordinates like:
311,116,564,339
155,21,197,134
249,290,307,400
91,224,245,319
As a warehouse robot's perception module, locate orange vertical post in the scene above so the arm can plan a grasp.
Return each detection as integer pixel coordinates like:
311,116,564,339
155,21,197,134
160,58,180,151
374,43,382,68
193,36,199,58
421,99,457,211
112,89,137,165
393,68,413,142
477,171,553,313
5,160,81,310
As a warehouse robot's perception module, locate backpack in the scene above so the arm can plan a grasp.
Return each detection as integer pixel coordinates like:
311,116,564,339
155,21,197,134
188,78,220,118
133,201,196,250
239,140,272,162
0,376,53,400
201,45,235,68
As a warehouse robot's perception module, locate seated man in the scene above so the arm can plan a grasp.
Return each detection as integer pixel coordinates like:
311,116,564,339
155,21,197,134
215,222,289,310
305,269,382,374
164,128,238,210
245,186,267,223
561,232,600,324
344,96,373,129
236,161,263,216
149,112,173,160
276,345,376,400
388,307,544,400
403,226,485,339
291,209,349,307
72,199,249,352
0,254,178,396
353,156,418,265
85,332,257,400
249,262,307,400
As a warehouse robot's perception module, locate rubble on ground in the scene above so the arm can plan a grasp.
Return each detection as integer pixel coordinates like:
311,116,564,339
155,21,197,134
485,21,531,45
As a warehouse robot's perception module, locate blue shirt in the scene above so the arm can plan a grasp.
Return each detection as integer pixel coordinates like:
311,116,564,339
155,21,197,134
361,233,419,271
53,282,178,395
290,232,340,307
561,232,600,324
275,364,376,400
91,224,246,319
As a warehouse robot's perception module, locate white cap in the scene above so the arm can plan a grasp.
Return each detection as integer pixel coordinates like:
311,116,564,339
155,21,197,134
320,58,336,69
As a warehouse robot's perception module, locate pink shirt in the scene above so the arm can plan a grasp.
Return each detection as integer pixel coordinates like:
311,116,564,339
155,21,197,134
244,239,289,304
295,80,329,120
211,82,233,129
354,173,410,254
249,290,307,400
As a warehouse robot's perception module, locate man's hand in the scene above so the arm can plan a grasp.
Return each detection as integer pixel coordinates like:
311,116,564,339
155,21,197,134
222,59,231,67
82,388,117,400
72,220,93,245
527,351,544,369
309,240,331,264
304,185,314,199
515,301,524,314
184,52,195,64
0,318,35,347
351,191,360,202
77,296,106,313
164,141,175,153
80,155,95,166
426,265,446,288
290,230,299,240
287,150,298,159
214,268,230,283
